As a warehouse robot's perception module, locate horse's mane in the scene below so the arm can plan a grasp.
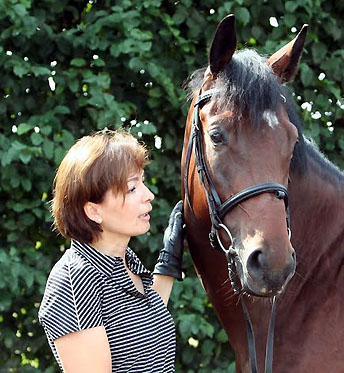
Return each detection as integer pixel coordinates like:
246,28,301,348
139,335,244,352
186,48,343,181
286,96,344,181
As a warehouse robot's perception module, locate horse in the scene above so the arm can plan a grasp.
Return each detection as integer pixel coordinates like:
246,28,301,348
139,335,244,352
181,15,344,373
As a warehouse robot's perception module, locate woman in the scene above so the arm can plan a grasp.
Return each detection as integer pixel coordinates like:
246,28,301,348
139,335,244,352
39,130,184,372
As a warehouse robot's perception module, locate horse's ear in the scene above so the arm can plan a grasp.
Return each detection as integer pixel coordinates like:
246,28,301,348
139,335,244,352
267,24,308,83
209,14,237,77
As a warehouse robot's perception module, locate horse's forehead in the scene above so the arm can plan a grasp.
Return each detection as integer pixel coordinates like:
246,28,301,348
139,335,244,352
200,101,278,130
200,98,295,132
200,104,236,125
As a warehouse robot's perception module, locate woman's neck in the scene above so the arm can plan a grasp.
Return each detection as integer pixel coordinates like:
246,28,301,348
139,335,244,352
90,234,129,259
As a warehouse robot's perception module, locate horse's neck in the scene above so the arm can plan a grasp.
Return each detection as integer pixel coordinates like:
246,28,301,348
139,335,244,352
287,147,344,299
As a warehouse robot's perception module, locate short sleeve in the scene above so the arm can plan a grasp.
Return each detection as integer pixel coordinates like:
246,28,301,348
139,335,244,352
39,252,103,340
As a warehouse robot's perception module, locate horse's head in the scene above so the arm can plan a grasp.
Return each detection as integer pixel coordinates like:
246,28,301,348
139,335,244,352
183,15,308,297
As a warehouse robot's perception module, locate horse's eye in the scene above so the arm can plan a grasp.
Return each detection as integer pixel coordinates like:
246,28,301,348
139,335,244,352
209,131,223,145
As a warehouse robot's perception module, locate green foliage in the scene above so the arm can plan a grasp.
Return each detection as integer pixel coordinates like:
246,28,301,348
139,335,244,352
0,0,343,372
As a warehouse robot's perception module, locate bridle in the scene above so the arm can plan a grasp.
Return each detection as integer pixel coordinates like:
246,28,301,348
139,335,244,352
184,88,292,373
184,88,291,254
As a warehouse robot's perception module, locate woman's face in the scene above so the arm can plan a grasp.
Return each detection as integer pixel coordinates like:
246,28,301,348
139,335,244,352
97,170,154,245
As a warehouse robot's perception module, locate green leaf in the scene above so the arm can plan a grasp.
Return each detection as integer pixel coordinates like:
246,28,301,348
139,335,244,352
172,8,187,25
24,270,34,289
338,138,344,150
97,72,111,89
17,123,35,135
300,64,315,87
93,58,106,67
21,178,32,191
55,105,71,115
312,42,328,64
149,87,162,98
61,130,75,149
110,44,121,58
11,140,26,151
31,66,51,77
284,14,296,28
13,64,29,78
234,7,250,26
201,339,215,356
228,361,236,373
147,62,160,78
68,79,79,92
14,4,27,16
71,58,87,67
54,146,66,165
285,1,298,12
216,328,228,343
19,151,31,164
42,139,54,159
13,203,26,213
41,125,52,135
44,367,57,373
201,321,214,337
30,132,43,146
20,212,35,225
10,174,20,188
140,122,157,135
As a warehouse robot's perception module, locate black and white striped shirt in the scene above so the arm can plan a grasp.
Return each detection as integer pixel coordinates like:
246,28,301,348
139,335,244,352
39,240,176,372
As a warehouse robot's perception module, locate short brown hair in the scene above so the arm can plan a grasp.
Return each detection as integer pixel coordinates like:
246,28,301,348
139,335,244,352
51,130,149,243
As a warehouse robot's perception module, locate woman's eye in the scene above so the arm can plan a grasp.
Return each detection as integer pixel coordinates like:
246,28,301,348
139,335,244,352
210,131,223,145
128,186,136,193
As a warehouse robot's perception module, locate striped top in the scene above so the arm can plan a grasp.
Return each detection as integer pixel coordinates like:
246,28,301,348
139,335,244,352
39,240,176,372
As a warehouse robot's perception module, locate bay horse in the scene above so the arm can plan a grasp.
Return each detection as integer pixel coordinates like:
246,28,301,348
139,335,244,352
182,15,344,373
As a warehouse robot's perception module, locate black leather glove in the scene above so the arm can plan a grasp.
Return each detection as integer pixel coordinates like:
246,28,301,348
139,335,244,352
153,200,185,281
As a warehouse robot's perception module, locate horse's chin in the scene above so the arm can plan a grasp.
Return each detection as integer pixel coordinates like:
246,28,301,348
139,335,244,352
242,283,281,298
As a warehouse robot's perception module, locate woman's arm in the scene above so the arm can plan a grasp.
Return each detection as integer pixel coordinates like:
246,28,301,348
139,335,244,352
153,201,185,305
152,274,174,306
54,326,112,373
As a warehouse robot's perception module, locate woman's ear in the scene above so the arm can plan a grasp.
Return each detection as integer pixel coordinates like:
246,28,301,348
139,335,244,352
84,202,103,224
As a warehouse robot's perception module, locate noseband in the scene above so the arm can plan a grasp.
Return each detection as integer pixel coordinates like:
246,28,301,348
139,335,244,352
184,88,292,373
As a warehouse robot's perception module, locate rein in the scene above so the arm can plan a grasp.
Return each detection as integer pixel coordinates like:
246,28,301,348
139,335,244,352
184,88,291,373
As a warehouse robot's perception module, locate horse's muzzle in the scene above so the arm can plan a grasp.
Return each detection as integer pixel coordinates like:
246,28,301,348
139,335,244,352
239,246,296,296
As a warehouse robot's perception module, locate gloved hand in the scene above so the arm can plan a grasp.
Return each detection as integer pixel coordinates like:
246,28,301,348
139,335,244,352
153,200,185,281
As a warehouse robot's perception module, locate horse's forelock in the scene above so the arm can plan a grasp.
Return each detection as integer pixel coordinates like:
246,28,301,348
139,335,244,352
184,67,207,101
215,49,285,127
186,50,286,126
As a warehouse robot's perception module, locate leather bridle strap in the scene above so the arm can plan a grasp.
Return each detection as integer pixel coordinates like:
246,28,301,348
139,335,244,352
184,88,223,229
240,295,277,373
217,183,288,219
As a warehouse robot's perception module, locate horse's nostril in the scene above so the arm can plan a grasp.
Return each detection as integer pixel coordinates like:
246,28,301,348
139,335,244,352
247,250,266,280
247,248,296,283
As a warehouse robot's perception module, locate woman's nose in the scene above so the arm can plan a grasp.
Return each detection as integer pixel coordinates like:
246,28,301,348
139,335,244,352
144,184,155,202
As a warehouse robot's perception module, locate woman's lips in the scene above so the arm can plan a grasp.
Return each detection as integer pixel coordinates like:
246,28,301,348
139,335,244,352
139,210,151,220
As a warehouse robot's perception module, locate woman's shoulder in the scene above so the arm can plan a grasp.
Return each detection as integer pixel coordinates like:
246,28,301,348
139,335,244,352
39,246,104,339
46,245,102,291
39,244,103,321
